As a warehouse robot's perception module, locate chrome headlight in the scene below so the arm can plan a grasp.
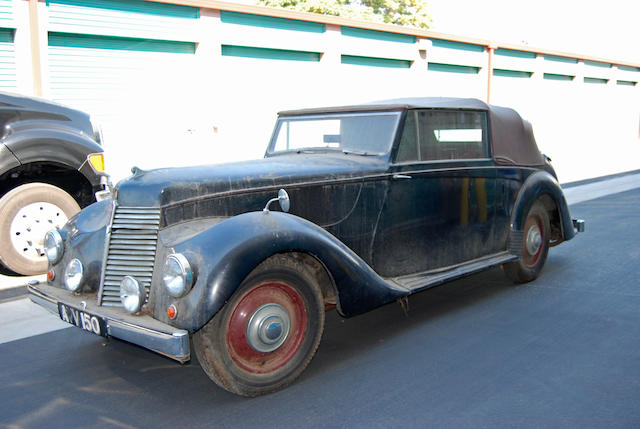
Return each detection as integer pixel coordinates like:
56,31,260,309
120,276,145,313
64,258,84,292
44,229,64,265
162,253,194,297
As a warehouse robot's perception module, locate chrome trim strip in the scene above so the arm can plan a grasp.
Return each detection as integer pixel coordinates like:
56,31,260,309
28,283,190,363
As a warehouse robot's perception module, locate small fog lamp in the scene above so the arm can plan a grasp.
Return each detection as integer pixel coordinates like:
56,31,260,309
44,229,64,265
162,253,194,297
64,259,84,292
120,276,145,313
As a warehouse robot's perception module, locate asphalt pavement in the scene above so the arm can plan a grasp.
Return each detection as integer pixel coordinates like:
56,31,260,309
1,173,639,428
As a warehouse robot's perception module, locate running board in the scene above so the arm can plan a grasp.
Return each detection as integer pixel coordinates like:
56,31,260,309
388,252,518,292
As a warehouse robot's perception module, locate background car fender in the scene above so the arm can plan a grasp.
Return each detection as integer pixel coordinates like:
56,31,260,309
510,170,576,245
2,127,103,185
158,211,409,332
0,143,20,175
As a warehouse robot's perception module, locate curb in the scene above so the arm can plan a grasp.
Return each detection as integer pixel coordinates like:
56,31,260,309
0,284,28,303
0,275,44,303
562,169,640,189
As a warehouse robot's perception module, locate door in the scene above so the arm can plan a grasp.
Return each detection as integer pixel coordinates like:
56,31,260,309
372,109,497,278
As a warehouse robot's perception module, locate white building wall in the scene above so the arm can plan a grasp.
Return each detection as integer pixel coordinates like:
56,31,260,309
9,0,640,183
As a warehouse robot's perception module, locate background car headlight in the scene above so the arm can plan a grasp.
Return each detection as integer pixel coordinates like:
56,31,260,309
64,259,84,291
44,230,64,265
120,276,145,313
162,253,194,297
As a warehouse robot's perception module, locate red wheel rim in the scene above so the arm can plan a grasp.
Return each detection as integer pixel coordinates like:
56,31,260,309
522,214,545,268
226,282,307,374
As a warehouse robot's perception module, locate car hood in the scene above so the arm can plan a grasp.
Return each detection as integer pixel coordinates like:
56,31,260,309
114,153,388,208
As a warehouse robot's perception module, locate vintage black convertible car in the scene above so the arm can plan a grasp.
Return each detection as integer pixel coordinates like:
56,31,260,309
28,98,583,396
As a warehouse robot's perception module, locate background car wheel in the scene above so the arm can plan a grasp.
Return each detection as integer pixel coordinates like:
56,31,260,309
194,254,325,397
504,201,550,283
0,183,80,275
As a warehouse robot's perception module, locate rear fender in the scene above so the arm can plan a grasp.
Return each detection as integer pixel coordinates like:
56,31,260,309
510,171,575,252
159,211,407,332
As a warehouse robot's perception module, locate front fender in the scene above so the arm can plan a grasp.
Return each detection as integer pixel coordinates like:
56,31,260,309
48,199,113,293
154,211,408,332
4,127,103,179
510,170,575,241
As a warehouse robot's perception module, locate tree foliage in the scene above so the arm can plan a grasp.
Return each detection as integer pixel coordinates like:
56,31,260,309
256,0,431,29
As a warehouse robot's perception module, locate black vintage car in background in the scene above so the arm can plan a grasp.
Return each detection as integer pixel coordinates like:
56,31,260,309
0,91,109,275
29,98,583,396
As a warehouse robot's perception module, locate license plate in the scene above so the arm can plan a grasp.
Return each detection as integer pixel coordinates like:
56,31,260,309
58,303,108,337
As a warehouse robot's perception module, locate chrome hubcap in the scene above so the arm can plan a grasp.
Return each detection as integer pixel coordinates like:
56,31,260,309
525,224,542,256
10,202,69,262
246,303,290,353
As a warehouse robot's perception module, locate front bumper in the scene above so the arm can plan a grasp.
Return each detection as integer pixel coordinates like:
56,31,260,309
28,282,190,363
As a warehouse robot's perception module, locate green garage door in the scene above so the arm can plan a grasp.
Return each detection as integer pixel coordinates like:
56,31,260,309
0,27,15,91
46,0,199,122
0,0,16,91
47,32,196,122
44,0,202,181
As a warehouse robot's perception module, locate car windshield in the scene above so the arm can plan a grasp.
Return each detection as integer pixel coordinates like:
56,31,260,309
268,111,402,156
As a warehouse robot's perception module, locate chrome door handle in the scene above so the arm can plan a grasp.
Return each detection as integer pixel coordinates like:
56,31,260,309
392,174,412,179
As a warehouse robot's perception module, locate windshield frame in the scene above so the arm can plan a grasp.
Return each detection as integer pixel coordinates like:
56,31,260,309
265,110,403,157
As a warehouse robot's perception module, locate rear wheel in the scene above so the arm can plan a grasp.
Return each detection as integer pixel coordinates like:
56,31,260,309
504,201,550,283
0,183,80,275
194,255,325,397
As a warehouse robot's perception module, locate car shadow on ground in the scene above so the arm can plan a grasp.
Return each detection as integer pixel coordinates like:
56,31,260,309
107,265,520,399
0,259,570,427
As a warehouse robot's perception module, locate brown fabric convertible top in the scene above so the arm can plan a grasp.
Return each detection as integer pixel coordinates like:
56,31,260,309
279,97,545,167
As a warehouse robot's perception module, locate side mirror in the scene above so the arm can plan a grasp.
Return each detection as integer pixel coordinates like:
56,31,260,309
277,189,290,213
263,189,290,213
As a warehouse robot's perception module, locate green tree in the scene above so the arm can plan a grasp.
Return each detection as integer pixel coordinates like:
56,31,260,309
257,0,431,29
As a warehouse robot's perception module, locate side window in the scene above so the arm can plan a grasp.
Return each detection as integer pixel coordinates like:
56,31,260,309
395,109,489,162
395,111,418,162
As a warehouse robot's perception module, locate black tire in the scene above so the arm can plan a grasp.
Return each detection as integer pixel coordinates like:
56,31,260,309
194,254,325,397
504,201,550,283
0,183,80,275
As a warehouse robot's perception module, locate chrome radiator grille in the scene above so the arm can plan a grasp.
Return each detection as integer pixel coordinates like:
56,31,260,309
99,206,161,307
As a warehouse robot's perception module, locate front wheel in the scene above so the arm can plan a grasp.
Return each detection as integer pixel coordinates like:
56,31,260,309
194,255,325,397
503,201,550,283
0,183,80,275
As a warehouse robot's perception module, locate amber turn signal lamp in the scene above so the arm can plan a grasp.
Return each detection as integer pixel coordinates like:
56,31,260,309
47,270,55,281
167,304,177,319
88,153,105,172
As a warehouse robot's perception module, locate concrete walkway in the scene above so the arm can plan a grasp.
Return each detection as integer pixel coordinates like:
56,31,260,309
562,172,640,205
0,297,69,344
